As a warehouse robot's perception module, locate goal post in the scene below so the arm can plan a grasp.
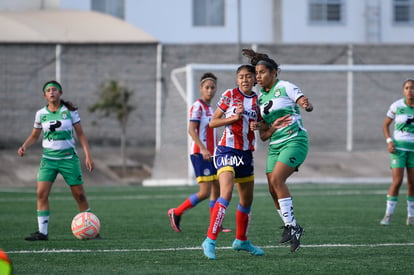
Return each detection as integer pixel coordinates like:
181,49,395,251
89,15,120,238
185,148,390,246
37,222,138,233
143,62,414,186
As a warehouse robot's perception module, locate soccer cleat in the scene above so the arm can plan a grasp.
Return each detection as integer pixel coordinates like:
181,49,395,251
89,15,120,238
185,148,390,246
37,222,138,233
25,231,48,241
202,237,216,260
220,226,232,233
232,239,264,256
167,208,181,232
290,225,304,252
279,224,303,244
380,215,391,226
407,216,414,226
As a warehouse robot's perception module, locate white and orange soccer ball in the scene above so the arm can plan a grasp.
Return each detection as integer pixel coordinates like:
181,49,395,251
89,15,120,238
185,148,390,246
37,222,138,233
71,212,101,240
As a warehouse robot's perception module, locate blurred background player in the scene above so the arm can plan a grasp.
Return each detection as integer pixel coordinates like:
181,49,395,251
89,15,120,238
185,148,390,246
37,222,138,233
168,73,231,233
17,80,98,241
381,79,414,226
243,49,313,252
201,65,264,260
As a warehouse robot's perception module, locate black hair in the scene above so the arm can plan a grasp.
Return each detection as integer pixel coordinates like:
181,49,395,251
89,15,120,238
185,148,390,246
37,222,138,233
42,80,77,111
237,64,256,74
242,49,279,71
200,72,217,84
403,79,414,87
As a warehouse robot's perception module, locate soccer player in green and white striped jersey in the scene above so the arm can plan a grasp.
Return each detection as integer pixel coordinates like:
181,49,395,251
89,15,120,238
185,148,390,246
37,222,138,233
18,80,97,241
243,49,313,252
381,79,414,226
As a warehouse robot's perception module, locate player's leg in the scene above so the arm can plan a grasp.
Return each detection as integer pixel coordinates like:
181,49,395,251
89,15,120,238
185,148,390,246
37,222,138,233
168,154,214,232
208,169,233,237
168,181,210,232
61,156,89,211
270,162,298,233
270,137,307,252
210,179,232,232
202,168,234,260
267,172,283,219
25,158,57,241
381,151,405,225
25,181,53,241
70,184,90,211
405,154,414,225
232,180,264,256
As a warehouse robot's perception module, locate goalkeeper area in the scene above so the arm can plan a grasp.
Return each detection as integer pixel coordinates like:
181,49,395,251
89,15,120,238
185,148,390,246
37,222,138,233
144,62,414,186
2,183,413,274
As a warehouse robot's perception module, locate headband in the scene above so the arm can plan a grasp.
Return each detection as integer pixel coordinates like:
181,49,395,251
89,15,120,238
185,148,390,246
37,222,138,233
200,77,217,85
43,83,62,92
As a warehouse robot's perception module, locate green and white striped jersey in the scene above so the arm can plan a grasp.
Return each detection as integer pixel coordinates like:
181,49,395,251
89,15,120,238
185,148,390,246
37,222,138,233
34,104,80,159
387,98,414,151
258,80,307,145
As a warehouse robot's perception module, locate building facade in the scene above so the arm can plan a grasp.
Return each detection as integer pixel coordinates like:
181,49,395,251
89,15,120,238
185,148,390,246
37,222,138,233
1,0,413,44
59,0,414,44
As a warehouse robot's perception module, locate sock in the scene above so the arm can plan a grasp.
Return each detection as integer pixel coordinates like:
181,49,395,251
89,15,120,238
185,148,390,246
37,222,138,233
277,209,283,220
207,197,228,240
37,210,50,235
209,200,216,218
236,203,250,241
278,197,296,226
175,194,199,216
407,196,414,217
385,195,398,216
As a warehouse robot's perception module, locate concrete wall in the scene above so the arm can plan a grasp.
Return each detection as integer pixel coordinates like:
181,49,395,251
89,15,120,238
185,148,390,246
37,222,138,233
0,43,157,148
2,43,414,159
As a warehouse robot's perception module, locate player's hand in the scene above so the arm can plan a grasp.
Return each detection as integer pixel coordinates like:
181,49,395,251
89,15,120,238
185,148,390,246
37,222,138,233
302,98,313,112
200,148,211,161
85,157,94,172
250,121,262,131
271,115,292,130
298,96,313,112
387,141,395,153
17,146,26,157
235,104,244,119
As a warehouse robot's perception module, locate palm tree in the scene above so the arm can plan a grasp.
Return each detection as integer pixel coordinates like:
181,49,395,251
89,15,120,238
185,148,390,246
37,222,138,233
89,80,134,177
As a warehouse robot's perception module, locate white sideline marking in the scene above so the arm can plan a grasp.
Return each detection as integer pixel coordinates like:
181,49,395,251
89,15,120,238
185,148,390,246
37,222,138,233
7,243,414,254
0,190,387,203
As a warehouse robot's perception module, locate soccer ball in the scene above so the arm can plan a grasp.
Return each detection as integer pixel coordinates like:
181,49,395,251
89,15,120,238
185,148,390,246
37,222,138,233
0,249,12,275
71,212,101,240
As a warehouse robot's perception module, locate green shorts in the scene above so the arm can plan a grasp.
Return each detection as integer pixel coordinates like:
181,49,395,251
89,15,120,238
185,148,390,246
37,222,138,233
266,131,309,173
37,155,83,186
389,150,414,169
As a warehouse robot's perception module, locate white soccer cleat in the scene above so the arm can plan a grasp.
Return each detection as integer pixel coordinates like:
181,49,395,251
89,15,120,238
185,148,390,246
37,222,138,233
380,215,391,226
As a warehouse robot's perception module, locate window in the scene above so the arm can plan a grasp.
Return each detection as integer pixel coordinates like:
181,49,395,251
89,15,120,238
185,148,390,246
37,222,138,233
309,0,343,23
193,0,225,26
91,0,125,19
394,0,414,23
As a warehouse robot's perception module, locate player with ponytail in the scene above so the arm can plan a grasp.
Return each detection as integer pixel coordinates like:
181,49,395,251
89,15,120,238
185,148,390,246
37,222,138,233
243,49,313,252
18,80,97,241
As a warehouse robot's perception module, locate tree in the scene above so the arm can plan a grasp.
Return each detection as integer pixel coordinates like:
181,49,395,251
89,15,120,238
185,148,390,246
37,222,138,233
89,80,135,176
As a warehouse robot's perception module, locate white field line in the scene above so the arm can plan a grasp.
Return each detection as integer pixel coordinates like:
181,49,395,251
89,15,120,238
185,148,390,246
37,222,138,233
0,190,387,202
7,243,414,254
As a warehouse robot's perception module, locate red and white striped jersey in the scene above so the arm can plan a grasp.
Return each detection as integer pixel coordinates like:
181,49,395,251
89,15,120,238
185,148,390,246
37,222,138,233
216,88,261,151
189,99,217,154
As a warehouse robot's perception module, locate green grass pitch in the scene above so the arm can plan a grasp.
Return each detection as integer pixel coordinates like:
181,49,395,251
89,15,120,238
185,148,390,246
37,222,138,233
1,183,413,274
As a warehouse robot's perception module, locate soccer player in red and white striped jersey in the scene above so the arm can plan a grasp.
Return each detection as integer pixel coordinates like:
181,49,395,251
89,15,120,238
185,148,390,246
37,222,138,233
201,65,264,260
168,73,231,233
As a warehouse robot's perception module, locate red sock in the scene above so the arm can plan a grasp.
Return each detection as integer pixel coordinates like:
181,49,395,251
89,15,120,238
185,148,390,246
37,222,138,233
175,198,194,216
207,202,226,240
236,209,250,241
